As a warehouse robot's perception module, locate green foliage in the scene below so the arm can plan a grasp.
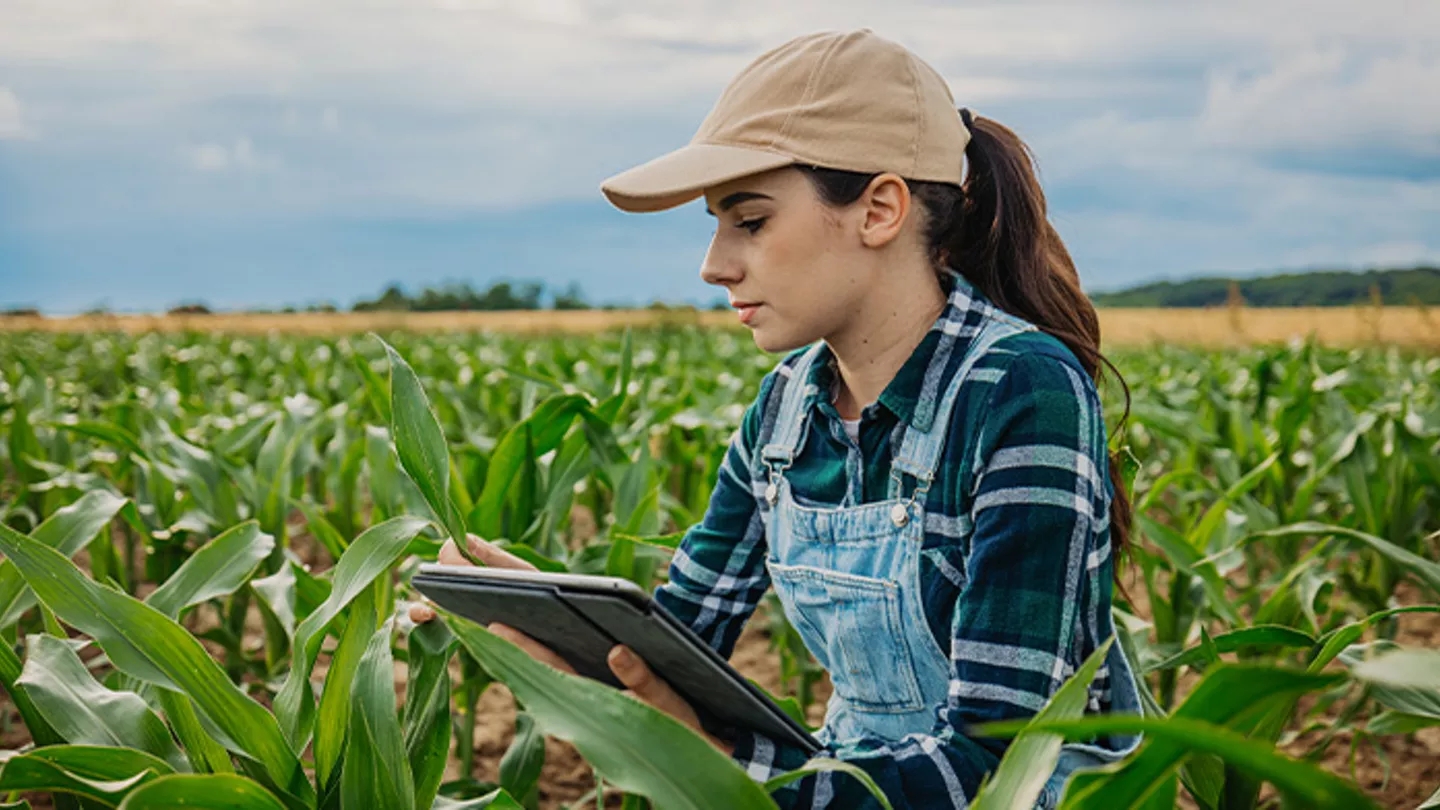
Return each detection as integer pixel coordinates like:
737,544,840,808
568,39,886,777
0,329,1435,808
1091,266,1440,307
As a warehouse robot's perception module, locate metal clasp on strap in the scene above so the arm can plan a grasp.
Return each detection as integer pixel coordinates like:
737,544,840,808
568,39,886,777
887,467,933,527
764,456,796,506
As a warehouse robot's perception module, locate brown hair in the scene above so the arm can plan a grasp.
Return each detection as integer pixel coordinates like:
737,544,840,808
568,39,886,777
796,113,1133,562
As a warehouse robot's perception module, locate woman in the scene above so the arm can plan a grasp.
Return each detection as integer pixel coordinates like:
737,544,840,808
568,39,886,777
414,29,1142,809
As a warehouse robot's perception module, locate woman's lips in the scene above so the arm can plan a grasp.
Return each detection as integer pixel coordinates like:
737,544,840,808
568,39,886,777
733,302,761,325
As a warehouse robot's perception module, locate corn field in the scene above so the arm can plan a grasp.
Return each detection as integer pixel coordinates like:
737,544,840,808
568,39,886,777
0,327,1437,809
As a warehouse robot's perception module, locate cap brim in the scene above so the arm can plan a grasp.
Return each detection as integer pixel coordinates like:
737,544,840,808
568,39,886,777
600,143,795,213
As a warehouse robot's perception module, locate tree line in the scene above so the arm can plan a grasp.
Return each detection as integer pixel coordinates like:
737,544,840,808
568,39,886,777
1089,266,1440,308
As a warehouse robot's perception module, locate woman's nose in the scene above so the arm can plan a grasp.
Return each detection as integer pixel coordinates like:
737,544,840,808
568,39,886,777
699,239,742,286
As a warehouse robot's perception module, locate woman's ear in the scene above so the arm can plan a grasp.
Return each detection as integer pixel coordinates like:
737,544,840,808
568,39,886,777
858,172,912,249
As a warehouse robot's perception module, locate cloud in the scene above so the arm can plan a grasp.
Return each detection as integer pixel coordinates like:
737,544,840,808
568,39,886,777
1198,46,1440,155
185,137,275,172
0,87,31,139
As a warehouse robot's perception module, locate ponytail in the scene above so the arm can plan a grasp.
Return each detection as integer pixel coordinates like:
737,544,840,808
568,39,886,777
796,111,1134,565
941,111,1133,563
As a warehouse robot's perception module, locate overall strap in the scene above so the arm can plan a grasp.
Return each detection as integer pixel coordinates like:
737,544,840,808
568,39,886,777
758,342,826,468
888,316,1035,500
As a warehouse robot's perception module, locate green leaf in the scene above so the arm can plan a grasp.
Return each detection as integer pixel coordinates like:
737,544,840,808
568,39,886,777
1143,625,1315,674
978,715,1377,810
433,790,527,809
1251,522,1440,596
0,523,314,810
0,636,63,746
0,489,129,628
969,638,1114,810
378,336,468,550
1310,606,1440,671
251,563,298,642
764,759,893,810
474,422,534,541
1367,710,1440,736
403,619,456,810
0,745,173,804
115,773,288,809
1351,648,1440,690
1186,452,1278,551
341,620,415,810
352,350,392,425
444,612,777,810
498,712,545,808
17,634,188,772
314,584,379,790
157,689,235,775
295,499,348,560
273,515,429,752
51,419,147,459
145,522,274,619
1055,665,1342,809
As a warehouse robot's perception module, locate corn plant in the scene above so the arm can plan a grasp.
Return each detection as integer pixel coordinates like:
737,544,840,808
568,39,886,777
0,329,1437,808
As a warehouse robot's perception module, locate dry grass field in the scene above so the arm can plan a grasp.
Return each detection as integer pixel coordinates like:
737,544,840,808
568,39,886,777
2,304,1438,347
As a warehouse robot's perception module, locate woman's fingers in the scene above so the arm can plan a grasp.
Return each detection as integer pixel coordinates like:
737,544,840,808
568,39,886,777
490,623,577,675
609,645,699,729
436,534,538,571
408,602,436,624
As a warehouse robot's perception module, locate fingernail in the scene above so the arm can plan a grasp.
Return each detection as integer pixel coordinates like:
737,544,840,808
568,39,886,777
611,646,635,671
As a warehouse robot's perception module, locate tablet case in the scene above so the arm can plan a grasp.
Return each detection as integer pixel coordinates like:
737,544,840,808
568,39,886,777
411,569,822,755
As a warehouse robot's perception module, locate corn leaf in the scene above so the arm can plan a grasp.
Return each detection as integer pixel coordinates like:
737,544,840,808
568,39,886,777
1052,665,1341,808
156,689,234,775
0,489,129,628
341,619,415,810
0,745,173,804
273,515,429,751
0,523,314,810
379,337,469,549
979,715,1377,810
16,634,187,772
145,521,274,619
969,638,1114,810
403,618,456,810
445,611,777,810
115,773,287,809
314,583,379,791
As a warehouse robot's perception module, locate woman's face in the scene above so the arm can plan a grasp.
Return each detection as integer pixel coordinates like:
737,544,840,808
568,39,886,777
700,167,875,353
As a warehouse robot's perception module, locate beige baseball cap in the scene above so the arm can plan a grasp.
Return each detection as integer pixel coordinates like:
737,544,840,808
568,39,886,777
600,29,969,213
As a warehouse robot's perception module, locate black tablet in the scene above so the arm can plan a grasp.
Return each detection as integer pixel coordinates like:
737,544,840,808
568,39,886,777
411,563,822,755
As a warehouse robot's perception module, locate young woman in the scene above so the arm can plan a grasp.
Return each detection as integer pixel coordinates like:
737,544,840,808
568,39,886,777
414,29,1142,809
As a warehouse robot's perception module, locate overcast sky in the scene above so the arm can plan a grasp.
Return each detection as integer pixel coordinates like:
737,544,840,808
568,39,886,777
2,1,1437,313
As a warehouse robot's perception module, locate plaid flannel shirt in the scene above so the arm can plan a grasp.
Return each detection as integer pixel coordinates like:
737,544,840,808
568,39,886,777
653,275,1122,808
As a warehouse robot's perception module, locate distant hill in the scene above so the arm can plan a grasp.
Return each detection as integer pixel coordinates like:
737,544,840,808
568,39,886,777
1090,267,1440,308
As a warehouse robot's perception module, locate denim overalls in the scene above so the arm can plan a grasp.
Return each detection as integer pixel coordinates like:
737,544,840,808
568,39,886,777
753,312,1143,808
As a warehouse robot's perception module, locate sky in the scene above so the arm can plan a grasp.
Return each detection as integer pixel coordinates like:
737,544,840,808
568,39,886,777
1,1,1438,313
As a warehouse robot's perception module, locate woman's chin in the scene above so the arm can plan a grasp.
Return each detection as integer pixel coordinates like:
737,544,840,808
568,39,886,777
751,327,815,355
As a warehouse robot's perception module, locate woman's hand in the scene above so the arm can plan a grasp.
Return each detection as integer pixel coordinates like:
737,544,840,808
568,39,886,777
407,533,537,624
407,534,734,756
488,623,735,757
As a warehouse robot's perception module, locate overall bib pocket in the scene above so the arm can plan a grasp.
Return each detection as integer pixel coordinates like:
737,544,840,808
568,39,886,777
766,559,926,714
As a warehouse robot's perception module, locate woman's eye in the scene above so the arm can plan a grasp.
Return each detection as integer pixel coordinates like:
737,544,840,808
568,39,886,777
736,217,767,234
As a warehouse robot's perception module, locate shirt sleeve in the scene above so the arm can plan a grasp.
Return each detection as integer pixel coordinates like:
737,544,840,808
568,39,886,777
652,373,775,660
727,350,1113,809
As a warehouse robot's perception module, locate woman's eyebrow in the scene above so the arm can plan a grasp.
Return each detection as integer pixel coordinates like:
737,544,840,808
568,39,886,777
704,191,774,217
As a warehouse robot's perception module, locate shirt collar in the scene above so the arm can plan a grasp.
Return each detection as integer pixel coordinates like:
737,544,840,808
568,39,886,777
806,271,995,432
